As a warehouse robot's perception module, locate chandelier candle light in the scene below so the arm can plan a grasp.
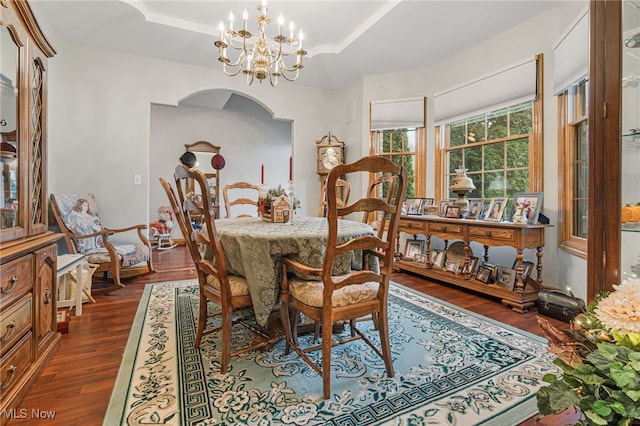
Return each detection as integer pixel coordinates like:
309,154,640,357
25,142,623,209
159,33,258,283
215,0,307,86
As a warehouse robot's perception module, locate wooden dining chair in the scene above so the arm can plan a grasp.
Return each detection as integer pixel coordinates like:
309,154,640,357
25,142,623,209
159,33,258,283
317,177,350,217
163,165,277,374
280,155,407,399
222,181,261,218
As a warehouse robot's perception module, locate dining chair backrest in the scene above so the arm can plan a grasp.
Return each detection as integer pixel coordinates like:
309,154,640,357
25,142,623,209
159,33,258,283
223,181,260,218
325,156,406,285
158,176,201,268
173,165,229,282
362,173,397,238
317,177,350,217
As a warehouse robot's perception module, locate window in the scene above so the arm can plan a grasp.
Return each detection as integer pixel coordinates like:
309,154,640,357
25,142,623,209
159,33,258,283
558,78,588,257
371,128,425,198
435,99,542,210
369,98,426,198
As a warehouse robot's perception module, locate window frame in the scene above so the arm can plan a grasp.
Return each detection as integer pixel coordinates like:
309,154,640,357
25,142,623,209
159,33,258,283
435,98,543,204
557,79,588,258
369,127,426,198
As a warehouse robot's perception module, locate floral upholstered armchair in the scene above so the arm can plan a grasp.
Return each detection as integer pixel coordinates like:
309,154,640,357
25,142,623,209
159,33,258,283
50,193,154,294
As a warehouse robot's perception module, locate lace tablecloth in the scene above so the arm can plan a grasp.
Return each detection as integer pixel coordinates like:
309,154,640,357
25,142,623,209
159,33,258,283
213,216,374,326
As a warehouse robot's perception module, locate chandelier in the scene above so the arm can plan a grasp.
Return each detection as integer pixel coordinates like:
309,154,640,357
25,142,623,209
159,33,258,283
214,0,307,86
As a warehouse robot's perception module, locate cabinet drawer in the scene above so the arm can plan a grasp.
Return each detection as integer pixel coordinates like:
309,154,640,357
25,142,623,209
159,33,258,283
399,219,425,233
0,256,32,309
429,223,463,234
0,332,33,396
469,227,516,243
0,295,32,355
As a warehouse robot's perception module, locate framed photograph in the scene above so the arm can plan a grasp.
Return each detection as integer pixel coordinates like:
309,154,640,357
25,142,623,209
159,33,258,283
461,256,479,276
497,267,517,291
510,192,543,224
404,198,424,215
476,266,492,284
444,260,461,274
512,259,535,281
422,204,439,216
404,239,425,260
413,253,427,265
438,200,455,217
422,198,435,206
480,261,499,282
444,205,460,218
466,199,483,220
483,197,509,222
429,249,446,269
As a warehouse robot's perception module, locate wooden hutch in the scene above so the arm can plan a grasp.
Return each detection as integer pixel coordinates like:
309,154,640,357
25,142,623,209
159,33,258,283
0,0,61,422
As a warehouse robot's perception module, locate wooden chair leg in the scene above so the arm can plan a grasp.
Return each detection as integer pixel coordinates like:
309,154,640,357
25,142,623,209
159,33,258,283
220,304,233,374
321,312,333,400
195,295,207,347
279,301,292,355
378,308,394,378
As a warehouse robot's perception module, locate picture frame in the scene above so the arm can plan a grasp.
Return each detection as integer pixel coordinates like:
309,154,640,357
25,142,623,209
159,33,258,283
429,249,446,269
497,267,517,291
510,192,544,224
438,200,455,217
512,259,535,281
413,253,427,265
444,205,460,218
444,260,460,274
483,197,509,222
422,204,439,216
480,261,499,282
465,198,483,219
476,266,493,284
404,239,425,260
461,256,479,276
404,198,424,215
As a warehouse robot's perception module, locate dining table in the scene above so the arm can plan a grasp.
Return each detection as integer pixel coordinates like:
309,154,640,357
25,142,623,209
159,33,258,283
212,216,376,327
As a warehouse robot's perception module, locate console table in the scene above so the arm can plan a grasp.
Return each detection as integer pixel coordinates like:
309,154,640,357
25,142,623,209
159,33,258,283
396,215,552,313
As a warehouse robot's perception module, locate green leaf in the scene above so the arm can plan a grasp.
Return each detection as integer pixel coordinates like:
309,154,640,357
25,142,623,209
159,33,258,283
610,363,636,388
625,389,640,402
592,400,612,416
542,373,558,384
628,352,640,371
583,409,609,425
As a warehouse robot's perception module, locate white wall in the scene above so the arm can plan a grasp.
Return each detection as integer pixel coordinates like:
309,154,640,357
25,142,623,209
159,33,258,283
46,1,589,298
149,102,291,226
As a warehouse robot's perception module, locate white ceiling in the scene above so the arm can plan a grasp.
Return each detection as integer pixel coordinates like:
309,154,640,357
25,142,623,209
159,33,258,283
29,0,561,90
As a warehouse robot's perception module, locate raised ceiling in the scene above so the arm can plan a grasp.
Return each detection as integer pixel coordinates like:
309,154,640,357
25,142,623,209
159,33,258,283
29,0,561,89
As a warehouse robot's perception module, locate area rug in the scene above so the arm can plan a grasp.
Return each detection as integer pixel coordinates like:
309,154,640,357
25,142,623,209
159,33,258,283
104,280,558,425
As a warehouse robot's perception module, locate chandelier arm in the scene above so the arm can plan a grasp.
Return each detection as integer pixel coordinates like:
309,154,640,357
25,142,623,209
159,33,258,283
278,68,300,82
222,62,246,77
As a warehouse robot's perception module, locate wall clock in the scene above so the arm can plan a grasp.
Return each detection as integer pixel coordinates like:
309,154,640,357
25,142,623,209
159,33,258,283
315,132,345,176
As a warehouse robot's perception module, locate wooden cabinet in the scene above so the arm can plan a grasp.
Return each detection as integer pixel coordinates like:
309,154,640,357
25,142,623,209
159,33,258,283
588,0,640,296
395,216,551,313
0,1,60,422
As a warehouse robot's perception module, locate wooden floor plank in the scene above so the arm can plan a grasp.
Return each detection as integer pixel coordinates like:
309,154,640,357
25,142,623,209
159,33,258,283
9,246,576,425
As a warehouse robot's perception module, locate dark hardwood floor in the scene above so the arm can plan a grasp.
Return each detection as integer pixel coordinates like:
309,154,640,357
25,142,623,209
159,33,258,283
11,246,576,425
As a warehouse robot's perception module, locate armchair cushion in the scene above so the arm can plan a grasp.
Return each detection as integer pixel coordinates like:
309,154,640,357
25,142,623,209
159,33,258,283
85,243,150,268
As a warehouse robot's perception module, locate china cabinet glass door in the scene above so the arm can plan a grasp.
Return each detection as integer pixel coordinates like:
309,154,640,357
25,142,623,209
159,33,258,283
622,0,640,280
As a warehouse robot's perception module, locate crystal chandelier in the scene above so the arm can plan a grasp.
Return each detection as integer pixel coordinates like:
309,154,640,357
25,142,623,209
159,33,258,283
214,0,307,86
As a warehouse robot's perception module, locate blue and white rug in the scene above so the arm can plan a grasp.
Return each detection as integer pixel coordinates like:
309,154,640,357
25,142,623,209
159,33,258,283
105,280,558,425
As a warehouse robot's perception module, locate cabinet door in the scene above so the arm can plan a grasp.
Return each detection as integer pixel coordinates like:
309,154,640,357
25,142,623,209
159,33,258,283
621,1,640,281
27,47,49,236
0,24,26,243
34,245,57,353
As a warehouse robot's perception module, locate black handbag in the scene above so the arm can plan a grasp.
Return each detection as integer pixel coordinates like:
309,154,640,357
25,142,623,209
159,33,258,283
537,288,586,323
